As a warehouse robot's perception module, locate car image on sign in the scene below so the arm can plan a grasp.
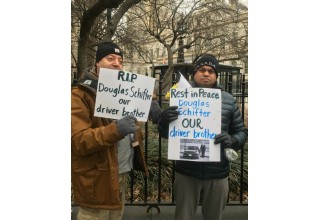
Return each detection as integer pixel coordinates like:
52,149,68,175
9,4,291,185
182,146,200,159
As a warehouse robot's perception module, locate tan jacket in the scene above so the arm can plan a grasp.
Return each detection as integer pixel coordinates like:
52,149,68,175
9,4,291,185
71,84,148,210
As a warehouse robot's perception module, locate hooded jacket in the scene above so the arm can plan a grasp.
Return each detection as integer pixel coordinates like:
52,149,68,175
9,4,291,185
158,82,247,180
71,67,148,210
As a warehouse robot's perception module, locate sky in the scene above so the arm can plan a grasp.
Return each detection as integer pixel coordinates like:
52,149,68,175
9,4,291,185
241,0,248,6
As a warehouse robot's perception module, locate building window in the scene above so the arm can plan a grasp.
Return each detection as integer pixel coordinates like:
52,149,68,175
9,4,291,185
221,36,226,50
145,67,148,76
162,47,166,56
150,49,153,59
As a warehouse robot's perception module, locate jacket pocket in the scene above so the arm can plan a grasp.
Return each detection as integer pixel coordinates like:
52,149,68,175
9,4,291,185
73,172,95,203
73,166,120,205
93,164,120,205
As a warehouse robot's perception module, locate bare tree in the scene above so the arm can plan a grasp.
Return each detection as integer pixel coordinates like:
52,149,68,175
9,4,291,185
72,0,248,83
71,0,141,78
121,0,247,94
118,0,203,92
124,0,204,66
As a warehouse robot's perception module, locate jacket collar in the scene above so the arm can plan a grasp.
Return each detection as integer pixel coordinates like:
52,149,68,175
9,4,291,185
77,67,98,94
191,81,223,91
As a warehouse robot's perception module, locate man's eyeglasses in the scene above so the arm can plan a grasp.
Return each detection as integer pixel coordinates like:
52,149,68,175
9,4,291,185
197,67,216,74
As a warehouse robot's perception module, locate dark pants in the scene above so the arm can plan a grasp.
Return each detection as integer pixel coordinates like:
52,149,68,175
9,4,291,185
174,172,228,220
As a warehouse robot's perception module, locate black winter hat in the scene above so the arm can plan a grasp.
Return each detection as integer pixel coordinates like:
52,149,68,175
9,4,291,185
193,54,219,76
95,42,123,63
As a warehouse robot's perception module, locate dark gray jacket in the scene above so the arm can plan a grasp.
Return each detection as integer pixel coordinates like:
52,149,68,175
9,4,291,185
158,84,248,179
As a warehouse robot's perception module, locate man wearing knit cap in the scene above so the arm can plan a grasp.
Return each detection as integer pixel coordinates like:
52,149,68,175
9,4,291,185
72,42,161,220
158,54,247,220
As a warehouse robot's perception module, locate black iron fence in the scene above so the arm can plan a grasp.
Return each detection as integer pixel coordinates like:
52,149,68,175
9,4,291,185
126,64,248,212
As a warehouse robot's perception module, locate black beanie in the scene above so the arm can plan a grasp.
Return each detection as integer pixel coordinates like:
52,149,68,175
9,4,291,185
95,42,123,63
193,54,219,76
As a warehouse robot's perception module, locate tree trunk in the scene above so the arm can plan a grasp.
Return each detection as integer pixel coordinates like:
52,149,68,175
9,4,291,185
77,0,140,77
77,0,110,77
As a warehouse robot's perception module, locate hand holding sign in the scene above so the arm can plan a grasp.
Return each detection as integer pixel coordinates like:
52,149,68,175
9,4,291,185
116,115,139,137
159,106,179,127
214,133,238,149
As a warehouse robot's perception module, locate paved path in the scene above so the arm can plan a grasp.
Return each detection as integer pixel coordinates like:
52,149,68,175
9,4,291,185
122,205,248,220
72,205,248,220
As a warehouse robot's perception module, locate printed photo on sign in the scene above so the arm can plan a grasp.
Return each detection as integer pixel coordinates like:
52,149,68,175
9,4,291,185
168,87,221,162
179,139,210,161
94,68,155,122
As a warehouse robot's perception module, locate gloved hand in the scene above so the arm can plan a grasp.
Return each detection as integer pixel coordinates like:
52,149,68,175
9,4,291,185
148,100,162,124
159,106,179,127
214,133,238,149
116,115,138,137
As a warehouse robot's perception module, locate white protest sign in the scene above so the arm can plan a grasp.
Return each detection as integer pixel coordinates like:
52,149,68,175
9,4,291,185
168,87,222,162
94,68,155,122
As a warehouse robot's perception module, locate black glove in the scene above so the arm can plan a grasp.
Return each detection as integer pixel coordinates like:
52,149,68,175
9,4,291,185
159,106,179,127
116,115,138,137
148,100,162,124
214,133,238,149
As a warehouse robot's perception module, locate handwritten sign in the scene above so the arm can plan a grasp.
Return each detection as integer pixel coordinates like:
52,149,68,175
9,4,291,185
94,68,155,122
168,88,221,162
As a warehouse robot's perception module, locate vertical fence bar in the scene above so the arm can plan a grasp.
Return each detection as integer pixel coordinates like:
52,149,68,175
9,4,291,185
171,161,175,204
224,72,228,90
227,71,232,204
228,72,233,94
157,71,163,204
144,122,148,203
240,74,246,203
130,171,134,204
171,72,178,204
241,74,246,121
158,135,162,203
